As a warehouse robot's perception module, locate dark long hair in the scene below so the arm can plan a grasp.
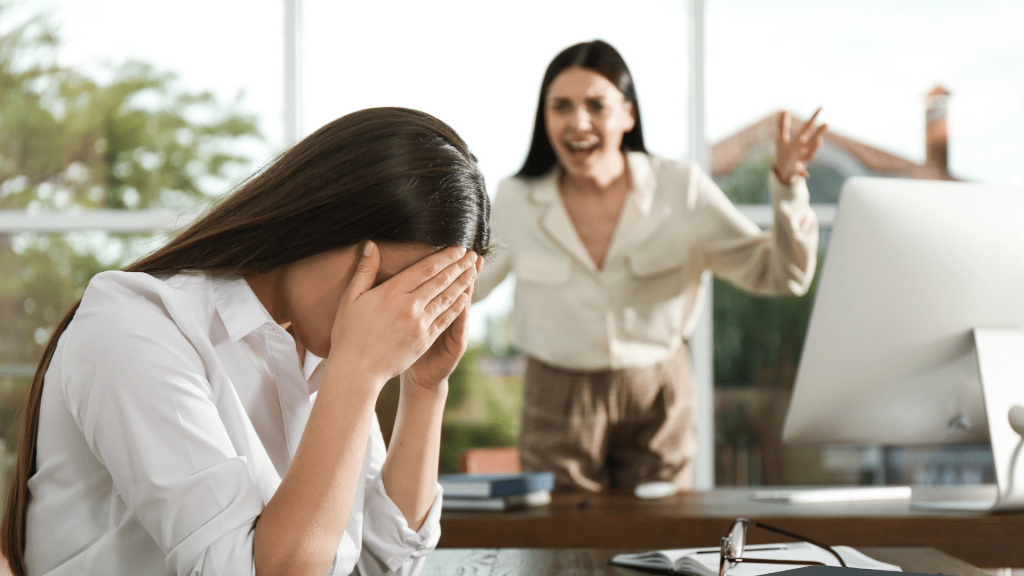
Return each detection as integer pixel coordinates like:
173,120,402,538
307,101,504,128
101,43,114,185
0,107,490,576
516,39,647,178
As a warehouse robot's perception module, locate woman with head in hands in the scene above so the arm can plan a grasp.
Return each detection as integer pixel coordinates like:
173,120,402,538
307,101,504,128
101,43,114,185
474,40,825,492
2,107,489,576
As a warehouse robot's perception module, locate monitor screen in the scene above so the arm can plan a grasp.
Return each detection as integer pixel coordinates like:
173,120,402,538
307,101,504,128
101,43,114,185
783,177,1024,446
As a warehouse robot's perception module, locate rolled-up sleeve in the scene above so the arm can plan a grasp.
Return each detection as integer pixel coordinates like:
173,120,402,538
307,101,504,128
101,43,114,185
357,418,443,575
185,520,257,576
693,167,819,297
62,274,265,576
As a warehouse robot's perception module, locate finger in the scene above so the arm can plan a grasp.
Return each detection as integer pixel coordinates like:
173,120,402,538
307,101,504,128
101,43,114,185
807,107,822,125
467,253,484,301
800,125,827,159
448,295,471,352
425,263,478,319
435,291,471,357
777,111,791,144
804,136,823,160
415,251,477,305
431,293,469,337
345,241,380,300
793,161,808,179
798,108,822,142
812,123,828,143
394,245,467,293
802,123,827,148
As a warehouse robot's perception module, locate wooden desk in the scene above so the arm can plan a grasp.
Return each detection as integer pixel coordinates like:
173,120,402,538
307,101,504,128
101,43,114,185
439,489,1024,567
421,548,988,576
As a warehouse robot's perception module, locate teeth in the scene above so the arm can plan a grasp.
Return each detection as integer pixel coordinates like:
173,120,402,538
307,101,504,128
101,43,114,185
567,140,597,151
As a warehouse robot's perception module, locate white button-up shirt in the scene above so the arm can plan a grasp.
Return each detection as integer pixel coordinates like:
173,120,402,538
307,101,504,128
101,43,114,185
27,271,442,576
475,152,818,370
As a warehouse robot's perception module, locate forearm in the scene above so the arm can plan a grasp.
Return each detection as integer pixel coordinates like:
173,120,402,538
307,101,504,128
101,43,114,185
697,169,816,297
381,376,448,531
254,360,382,576
769,171,818,291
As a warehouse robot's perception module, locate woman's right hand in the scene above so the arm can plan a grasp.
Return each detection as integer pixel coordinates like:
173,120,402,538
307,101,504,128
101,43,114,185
325,241,477,389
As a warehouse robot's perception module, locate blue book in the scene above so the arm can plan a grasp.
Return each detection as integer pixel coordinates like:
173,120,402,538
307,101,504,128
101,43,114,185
438,472,555,498
442,489,552,511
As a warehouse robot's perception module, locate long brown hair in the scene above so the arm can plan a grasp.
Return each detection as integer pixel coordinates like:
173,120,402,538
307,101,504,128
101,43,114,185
1,107,490,575
517,39,647,178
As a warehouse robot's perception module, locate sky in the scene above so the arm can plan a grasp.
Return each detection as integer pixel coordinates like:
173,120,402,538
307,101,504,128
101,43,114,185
706,0,1024,185
8,0,1024,340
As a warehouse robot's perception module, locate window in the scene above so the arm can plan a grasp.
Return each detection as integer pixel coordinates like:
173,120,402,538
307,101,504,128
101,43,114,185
0,0,273,490
298,0,700,470
707,0,1023,486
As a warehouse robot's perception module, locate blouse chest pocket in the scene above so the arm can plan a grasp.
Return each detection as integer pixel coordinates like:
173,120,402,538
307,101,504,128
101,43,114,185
626,248,688,305
513,252,575,332
623,247,690,346
628,245,688,281
515,252,573,286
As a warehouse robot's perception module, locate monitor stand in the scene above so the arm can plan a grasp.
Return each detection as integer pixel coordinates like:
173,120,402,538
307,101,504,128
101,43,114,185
912,327,1024,511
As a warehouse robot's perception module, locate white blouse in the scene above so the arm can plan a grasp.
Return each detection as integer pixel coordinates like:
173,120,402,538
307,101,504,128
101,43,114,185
26,271,442,576
474,152,818,370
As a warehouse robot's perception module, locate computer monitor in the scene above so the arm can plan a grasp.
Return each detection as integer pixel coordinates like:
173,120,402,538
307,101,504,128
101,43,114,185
783,177,1024,447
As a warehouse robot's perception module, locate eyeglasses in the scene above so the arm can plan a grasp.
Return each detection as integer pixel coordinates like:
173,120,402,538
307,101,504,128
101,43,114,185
718,518,847,576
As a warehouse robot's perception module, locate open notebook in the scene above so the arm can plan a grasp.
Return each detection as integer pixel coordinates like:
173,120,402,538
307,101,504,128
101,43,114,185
610,542,902,576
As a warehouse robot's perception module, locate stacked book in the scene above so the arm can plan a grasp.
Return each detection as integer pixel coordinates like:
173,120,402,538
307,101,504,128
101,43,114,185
439,471,555,511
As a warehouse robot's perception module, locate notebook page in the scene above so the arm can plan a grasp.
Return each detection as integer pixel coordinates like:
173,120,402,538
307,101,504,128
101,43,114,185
682,542,902,575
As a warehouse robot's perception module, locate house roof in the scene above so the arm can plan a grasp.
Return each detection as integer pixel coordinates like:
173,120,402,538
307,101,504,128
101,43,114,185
710,112,955,181
926,85,951,97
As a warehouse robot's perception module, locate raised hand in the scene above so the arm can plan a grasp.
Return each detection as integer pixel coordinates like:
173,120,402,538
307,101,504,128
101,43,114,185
326,242,478,390
775,108,827,185
403,254,483,392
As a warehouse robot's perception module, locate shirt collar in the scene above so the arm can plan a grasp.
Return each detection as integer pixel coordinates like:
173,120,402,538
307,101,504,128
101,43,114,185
210,275,277,342
528,151,657,215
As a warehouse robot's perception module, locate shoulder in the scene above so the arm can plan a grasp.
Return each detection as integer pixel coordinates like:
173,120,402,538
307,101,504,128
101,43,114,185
494,175,531,201
642,153,702,186
83,269,169,299
77,271,169,323
68,271,206,369
76,270,193,327
491,175,539,214
497,175,531,194
61,271,214,407
631,153,710,211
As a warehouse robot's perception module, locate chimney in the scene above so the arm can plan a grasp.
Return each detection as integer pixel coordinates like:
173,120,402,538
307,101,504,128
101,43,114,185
924,85,951,175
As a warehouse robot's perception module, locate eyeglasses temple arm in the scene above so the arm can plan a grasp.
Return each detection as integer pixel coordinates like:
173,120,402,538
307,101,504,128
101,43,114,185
752,521,847,567
733,558,827,567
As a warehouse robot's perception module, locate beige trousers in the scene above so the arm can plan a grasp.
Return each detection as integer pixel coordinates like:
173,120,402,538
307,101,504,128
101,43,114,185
518,347,697,492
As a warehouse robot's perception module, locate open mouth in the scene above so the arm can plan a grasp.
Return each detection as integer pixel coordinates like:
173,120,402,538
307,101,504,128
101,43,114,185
565,138,600,152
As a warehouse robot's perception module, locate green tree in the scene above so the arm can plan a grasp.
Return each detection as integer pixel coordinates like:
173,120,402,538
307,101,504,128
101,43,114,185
718,157,773,205
0,4,261,445
712,156,830,485
712,155,829,388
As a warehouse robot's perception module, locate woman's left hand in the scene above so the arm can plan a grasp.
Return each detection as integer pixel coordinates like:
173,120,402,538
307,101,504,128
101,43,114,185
403,255,483,392
774,108,827,185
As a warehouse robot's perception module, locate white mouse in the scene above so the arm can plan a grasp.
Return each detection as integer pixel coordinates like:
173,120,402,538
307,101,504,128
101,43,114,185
634,481,678,500
1009,405,1024,437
